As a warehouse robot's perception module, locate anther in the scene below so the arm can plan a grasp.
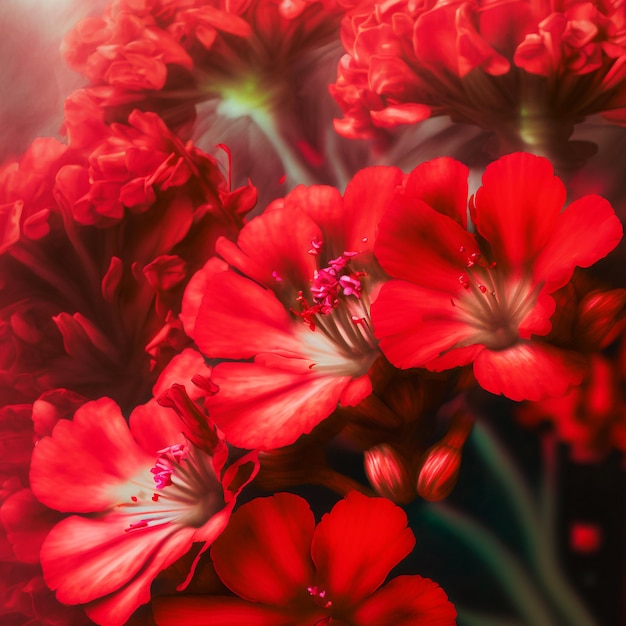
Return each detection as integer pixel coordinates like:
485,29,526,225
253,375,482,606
308,237,323,255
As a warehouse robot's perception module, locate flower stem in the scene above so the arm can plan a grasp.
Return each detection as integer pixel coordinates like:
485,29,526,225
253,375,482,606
457,607,524,626
471,421,598,626
424,503,558,626
249,108,318,187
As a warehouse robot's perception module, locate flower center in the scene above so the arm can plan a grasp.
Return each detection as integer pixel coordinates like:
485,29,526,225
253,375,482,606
291,241,379,376
308,585,333,609
452,247,540,350
123,441,220,533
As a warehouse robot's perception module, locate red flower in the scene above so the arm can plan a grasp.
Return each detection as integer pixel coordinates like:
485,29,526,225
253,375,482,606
0,100,255,410
0,390,91,626
330,0,626,157
517,352,626,457
153,491,457,625
371,153,623,401
184,166,403,450
28,350,259,626
62,0,346,127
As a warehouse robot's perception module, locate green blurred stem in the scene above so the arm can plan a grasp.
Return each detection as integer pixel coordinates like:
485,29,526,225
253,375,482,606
471,421,597,626
249,109,317,187
425,503,558,626
457,607,524,626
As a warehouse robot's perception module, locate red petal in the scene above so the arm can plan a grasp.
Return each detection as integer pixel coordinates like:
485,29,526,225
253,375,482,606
426,344,485,372
534,194,623,292
375,197,479,293
473,342,587,401
403,158,469,228
279,184,346,251
42,517,193,625
41,515,189,605
472,153,566,270
180,257,228,337
350,575,457,625
372,281,477,369
206,362,350,450
311,492,415,608
152,348,210,399
193,271,303,359
129,400,187,456
211,494,315,605
342,167,404,254
216,205,319,291
30,398,153,513
153,596,292,625
1,489,61,564
339,374,373,407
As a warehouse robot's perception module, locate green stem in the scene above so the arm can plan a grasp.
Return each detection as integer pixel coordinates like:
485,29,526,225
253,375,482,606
424,503,558,626
471,421,598,626
457,607,524,626
250,109,318,187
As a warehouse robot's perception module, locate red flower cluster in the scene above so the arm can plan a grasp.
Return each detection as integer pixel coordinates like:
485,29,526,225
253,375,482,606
0,95,255,411
62,0,347,127
3,2,626,624
331,0,626,153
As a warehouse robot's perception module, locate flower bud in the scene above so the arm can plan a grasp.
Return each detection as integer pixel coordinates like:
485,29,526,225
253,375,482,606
417,413,473,502
364,444,415,504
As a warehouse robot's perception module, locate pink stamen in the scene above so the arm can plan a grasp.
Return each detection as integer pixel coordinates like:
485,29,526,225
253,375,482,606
307,585,333,609
151,444,189,489
308,237,323,255
125,519,149,533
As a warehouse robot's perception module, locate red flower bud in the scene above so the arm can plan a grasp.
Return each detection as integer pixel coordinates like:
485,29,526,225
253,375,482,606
417,413,473,502
364,444,415,504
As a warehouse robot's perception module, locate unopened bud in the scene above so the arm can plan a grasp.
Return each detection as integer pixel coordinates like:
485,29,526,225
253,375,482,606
364,444,415,504
417,413,473,502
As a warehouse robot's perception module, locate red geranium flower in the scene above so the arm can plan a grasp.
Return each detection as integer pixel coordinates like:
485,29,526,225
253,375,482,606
28,351,259,626
330,0,626,159
184,166,403,450
153,491,457,625
371,152,623,401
